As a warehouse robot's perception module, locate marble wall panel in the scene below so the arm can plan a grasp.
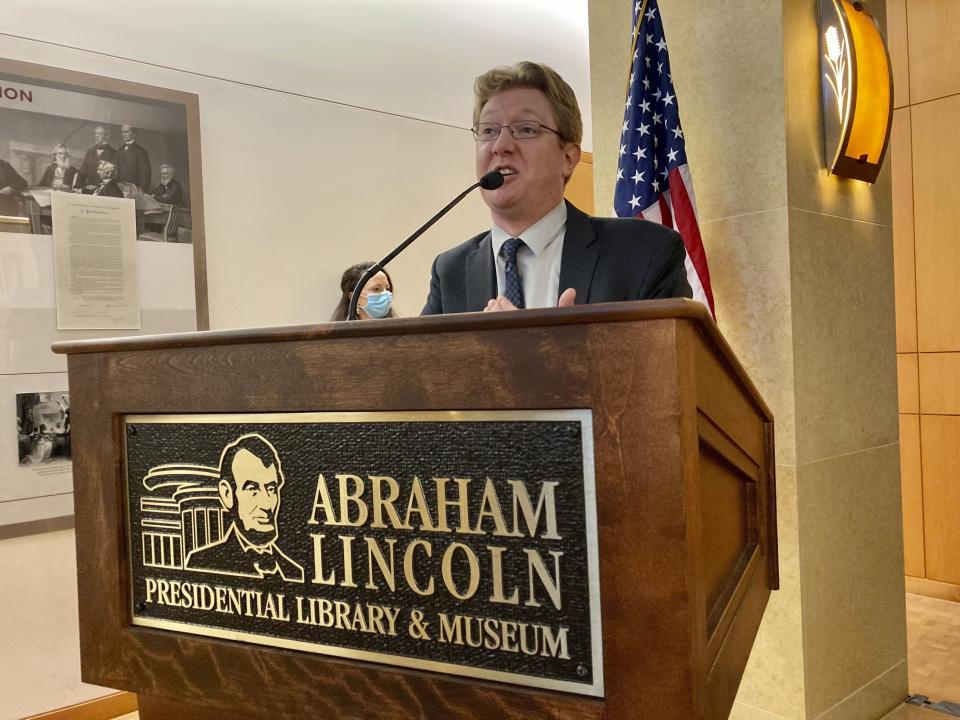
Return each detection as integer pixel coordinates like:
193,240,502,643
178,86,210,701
587,0,632,217
811,660,908,720
656,0,788,223
589,0,788,222
797,444,908,719
700,208,796,465
789,209,898,465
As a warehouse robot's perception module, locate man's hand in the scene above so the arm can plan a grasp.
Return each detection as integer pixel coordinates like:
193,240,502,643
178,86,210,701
483,295,518,312
558,288,576,307
0,186,13,196
483,288,577,312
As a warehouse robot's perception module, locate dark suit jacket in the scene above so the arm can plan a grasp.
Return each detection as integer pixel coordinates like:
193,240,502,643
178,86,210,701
88,179,124,198
39,164,80,190
184,526,304,582
0,158,28,216
421,201,692,314
79,144,117,188
116,141,151,190
150,178,184,205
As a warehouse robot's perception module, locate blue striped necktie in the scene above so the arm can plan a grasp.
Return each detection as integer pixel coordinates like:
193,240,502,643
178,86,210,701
500,237,525,309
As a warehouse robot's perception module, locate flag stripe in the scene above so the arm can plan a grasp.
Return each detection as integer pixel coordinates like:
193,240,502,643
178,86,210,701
613,0,715,317
668,166,715,313
657,194,674,229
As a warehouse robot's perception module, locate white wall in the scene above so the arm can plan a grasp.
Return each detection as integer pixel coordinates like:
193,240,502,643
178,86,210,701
0,0,591,325
0,1,590,714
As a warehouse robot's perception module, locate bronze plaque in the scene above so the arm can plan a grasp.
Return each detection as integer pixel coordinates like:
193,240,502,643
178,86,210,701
124,411,603,697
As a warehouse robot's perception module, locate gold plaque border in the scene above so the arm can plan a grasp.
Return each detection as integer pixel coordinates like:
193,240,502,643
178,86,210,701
123,409,604,698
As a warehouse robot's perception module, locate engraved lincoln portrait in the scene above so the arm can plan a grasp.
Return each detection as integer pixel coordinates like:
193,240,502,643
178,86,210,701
184,433,304,582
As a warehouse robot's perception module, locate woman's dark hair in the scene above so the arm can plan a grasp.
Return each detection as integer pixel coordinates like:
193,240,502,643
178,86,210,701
329,261,397,321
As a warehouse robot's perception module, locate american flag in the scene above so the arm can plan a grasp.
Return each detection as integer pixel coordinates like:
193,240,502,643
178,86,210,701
613,0,715,316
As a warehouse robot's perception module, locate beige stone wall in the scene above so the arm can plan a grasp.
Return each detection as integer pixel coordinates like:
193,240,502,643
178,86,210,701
588,1,906,718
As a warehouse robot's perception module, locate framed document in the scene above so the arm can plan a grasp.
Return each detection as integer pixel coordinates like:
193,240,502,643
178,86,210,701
0,57,208,532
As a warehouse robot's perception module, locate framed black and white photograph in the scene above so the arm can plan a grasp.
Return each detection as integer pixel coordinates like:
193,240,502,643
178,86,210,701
0,58,208,531
0,59,203,246
0,56,207,325
0,375,74,528
16,391,70,466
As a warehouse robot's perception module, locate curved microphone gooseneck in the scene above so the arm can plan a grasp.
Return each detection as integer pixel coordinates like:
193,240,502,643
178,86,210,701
346,171,506,321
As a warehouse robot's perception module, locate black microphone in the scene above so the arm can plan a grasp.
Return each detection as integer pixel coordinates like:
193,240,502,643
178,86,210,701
346,171,505,320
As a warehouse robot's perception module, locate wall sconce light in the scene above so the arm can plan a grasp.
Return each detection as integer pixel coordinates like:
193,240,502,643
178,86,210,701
819,0,893,184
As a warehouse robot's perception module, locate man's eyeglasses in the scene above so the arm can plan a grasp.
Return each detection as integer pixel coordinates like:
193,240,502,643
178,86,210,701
472,121,562,142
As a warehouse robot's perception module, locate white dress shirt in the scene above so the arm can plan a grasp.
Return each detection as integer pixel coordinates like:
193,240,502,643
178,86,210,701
490,201,567,309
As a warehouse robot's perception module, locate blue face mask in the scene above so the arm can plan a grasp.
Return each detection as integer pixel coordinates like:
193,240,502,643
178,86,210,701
362,290,393,318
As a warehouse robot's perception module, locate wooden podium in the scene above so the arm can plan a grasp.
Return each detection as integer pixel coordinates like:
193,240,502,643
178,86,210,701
55,299,776,720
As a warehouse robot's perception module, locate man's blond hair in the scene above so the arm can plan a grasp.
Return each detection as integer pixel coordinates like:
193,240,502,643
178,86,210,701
473,61,583,145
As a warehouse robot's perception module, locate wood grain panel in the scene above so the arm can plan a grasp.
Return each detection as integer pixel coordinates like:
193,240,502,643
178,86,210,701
887,0,910,108
897,353,919,414
681,326,775,717
918,352,960,414
23,692,137,720
693,340,765,463
57,303,775,720
920,415,960,585
66,320,665,719
899,413,924,578
699,446,752,631
695,410,761,646
912,96,960,352
565,151,594,215
906,0,960,103
905,576,960,602
892,108,916,353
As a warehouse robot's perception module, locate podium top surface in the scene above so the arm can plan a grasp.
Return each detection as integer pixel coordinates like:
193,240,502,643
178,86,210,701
53,298,710,355
52,299,771,420
52,298,772,416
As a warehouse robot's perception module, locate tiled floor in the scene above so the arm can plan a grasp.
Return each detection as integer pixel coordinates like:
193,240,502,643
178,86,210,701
882,705,952,719
906,593,960,705
111,593,960,720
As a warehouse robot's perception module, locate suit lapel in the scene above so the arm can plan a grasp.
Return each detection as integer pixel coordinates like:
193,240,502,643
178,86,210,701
559,202,599,304
465,233,497,311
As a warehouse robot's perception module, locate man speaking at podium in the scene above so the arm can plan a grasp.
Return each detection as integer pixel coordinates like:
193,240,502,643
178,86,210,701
422,61,691,315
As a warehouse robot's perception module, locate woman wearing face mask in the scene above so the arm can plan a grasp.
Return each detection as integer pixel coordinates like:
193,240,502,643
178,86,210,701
330,261,398,321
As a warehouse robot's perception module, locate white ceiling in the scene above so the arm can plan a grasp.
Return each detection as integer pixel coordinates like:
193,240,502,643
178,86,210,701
2,0,593,150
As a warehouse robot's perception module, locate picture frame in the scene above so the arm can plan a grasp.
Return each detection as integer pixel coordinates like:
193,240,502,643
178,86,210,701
0,56,208,326
0,57,208,532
